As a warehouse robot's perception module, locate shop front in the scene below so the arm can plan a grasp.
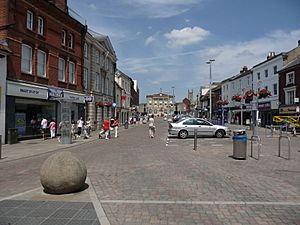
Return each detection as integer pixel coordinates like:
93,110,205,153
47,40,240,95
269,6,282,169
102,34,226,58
6,81,85,142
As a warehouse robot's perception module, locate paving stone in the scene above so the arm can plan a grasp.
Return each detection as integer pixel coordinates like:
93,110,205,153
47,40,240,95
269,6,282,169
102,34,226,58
49,209,79,219
27,207,57,217
14,217,45,225
0,216,21,225
67,219,96,225
73,209,97,220
40,218,70,225
0,200,26,208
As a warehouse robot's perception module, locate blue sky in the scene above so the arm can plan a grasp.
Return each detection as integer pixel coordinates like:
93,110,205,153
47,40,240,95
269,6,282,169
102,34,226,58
69,0,300,102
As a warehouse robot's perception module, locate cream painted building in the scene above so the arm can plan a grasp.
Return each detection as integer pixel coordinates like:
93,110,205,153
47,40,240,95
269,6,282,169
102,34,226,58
146,93,175,116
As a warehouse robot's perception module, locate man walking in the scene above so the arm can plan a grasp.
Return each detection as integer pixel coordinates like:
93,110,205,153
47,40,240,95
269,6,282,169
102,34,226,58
113,117,119,138
77,117,84,138
148,114,155,138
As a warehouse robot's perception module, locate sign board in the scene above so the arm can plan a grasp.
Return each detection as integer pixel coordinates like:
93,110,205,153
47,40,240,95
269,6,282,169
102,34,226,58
295,98,299,103
48,88,64,99
84,96,94,102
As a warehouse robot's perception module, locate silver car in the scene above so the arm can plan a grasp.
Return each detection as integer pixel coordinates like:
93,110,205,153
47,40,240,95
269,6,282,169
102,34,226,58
168,118,230,139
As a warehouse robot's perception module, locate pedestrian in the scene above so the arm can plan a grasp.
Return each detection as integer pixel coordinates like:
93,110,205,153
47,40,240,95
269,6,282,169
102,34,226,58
77,117,84,137
103,118,110,139
30,116,37,135
41,117,48,140
71,120,77,139
148,114,155,138
113,117,119,138
49,119,56,138
86,118,92,136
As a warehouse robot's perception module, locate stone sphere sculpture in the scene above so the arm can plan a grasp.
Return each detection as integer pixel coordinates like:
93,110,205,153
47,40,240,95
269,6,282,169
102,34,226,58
40,151,87,194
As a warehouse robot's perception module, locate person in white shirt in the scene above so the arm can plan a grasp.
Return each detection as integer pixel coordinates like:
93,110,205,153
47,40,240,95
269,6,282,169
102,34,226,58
148,114,155,138
77,117,84,137
41,117,48,140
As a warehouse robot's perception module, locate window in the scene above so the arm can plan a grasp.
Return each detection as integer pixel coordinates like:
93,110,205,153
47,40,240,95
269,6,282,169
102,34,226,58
265,86,268,90
37,50,47,77
84,43,88,58
257,72,260,80
69,33,74,49
286,90,295,105
62,30,66,46
27,11,33,30
286,71,295,85
273,83,278,95
58,58,65,81
83,68,88,89
68,62,75,84
21,44,32,74
37,17,44,35
96,72,100,91
265,69,268,78
273,65,277,74
96,50,100,64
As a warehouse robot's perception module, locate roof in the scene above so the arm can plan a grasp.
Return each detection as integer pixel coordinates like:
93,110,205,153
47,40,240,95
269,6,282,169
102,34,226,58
252,53,283,69
146,93,172,98
278,56,300,73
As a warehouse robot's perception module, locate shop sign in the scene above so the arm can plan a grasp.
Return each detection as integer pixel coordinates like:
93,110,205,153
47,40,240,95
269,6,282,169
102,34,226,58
7,81,48,99
96,101,112,107
64,92,85,103
280,106,297,114
84,96,94,102
15,112,26,135
258,102,271,111
48,88,64,99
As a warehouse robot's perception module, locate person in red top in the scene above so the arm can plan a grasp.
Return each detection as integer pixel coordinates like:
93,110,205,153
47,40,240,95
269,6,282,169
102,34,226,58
103,118,110,139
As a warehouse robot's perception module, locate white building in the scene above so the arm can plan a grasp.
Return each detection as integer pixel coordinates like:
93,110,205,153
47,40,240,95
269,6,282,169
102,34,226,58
252,52,283,126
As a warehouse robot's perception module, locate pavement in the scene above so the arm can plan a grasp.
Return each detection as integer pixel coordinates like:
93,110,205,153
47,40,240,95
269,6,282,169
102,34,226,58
0,120,300,225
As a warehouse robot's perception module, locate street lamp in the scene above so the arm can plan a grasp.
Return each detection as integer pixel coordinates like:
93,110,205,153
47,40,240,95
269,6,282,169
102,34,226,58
206,59,215,121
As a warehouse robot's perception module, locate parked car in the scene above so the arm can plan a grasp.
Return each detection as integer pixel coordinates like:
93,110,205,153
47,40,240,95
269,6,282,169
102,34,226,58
172,114,193,122
168,118,230,139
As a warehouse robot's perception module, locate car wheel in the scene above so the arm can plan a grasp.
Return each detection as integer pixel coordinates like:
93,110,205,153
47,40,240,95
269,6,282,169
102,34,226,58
178,130,188,139
215,129,225,138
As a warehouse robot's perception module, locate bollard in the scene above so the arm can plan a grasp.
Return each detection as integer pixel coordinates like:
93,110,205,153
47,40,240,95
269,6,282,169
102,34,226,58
0,135,2,159
193,128,197,150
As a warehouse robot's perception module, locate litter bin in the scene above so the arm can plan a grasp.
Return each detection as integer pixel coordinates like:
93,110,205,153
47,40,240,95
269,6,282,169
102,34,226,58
124,120,128,129
232,129,247,159
7,128,18,144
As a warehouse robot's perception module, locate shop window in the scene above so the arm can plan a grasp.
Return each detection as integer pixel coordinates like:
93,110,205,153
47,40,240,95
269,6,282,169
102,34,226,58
21,44,32,74
27,10,33,30
38,17,44,35
58,58,65,81
37,50,47,77
62,30,66,46
68,62,75,84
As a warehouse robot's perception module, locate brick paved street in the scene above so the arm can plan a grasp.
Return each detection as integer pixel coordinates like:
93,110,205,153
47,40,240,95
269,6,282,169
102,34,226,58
0,119,300,224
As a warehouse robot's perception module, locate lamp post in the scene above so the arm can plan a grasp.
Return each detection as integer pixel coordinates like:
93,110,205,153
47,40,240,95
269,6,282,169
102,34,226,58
206,59,215,121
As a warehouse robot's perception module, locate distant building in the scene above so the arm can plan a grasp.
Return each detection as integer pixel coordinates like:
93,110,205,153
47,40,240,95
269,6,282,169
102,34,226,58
146,93,175,116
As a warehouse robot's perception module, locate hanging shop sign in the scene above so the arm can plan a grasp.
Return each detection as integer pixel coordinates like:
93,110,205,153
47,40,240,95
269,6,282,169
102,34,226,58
48,87,64,99
96,101,112,107
258,102,271,111
84,96,94,103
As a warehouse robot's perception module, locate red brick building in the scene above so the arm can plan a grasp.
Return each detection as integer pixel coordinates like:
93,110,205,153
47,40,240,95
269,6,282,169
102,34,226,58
0,0,87,141
278,44,300,115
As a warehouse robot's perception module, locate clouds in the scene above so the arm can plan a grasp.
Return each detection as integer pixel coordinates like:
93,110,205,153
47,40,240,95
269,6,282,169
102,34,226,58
119,29,300,100
164,27,210,48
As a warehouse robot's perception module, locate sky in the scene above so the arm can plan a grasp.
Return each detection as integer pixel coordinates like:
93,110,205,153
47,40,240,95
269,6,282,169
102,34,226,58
68,0,300,103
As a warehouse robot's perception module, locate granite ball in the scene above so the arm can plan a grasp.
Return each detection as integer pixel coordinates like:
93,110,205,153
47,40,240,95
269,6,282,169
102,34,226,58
40,151,87,194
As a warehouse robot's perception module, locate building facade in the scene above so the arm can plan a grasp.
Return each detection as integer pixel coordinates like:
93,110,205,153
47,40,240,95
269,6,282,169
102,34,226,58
84,31,117,129
115,70,132,125
1,0,87,142
278,44,300,116
146,93,175,117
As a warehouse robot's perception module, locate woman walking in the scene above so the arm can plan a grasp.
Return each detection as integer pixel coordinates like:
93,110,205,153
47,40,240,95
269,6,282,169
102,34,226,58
113,117,119,138
49,119,56,139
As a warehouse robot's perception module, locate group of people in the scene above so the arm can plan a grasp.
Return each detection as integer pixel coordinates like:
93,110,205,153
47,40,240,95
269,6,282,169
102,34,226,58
70,117,92,139
99,117,119,139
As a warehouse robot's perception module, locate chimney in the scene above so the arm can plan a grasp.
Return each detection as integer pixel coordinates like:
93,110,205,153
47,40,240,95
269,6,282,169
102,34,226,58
240,66,248,73
50,0,68,12
267,52,276,60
